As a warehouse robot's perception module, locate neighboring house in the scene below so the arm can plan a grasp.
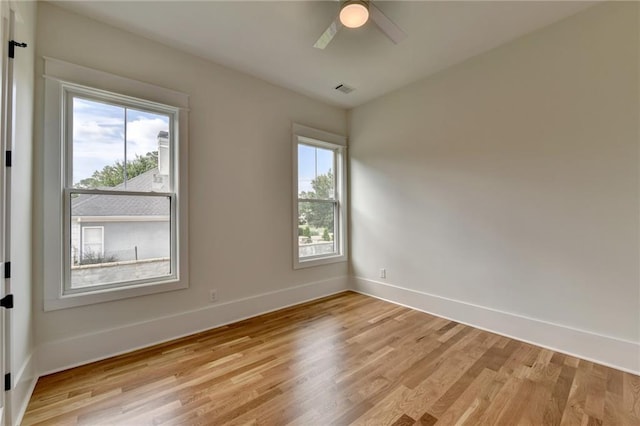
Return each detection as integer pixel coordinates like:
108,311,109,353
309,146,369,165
71,131,171,267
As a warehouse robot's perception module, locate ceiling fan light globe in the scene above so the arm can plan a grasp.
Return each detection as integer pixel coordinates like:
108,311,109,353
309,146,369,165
340,3,369,29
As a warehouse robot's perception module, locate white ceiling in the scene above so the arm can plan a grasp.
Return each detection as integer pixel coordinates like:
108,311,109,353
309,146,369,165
52,1,595,108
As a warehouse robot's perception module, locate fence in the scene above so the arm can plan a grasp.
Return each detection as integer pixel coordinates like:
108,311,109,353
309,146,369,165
70,258,170,288
299,241,335,258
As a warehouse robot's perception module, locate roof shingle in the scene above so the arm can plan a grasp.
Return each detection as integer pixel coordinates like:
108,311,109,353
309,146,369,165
72,168,170,217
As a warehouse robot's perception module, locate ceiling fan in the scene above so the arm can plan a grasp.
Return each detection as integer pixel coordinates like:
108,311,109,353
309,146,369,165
314,0,407,49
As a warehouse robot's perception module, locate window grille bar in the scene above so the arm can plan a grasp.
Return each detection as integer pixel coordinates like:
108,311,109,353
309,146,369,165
297,198,338,204
67,188,173,197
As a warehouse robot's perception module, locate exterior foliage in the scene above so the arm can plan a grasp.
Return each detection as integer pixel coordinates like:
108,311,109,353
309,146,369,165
299,170,334,230
79,250,118,266
75,151,158,189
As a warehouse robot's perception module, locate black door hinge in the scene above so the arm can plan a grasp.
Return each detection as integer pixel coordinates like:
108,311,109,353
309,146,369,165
3,262,9,279
0,294,13,309
4,373,10,391
5,151,10,167
8,40,27,59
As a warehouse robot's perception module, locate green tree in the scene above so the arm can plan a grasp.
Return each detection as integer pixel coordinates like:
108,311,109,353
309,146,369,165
322,228,331,241
299,170,334,230
301,171,334,200
75,151,158,189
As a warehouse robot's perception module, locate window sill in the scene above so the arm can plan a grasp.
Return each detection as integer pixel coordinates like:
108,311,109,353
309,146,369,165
293,253,347,270
44,278,188,311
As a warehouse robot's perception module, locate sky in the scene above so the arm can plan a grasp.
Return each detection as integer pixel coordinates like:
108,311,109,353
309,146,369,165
72,97,169,184
298,144,333,195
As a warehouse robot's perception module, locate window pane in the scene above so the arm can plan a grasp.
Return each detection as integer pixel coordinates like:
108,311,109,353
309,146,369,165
297,143,335,200
70,193,171,289
83,227,102,244
82,227,104,258
72,97,125,189
72,98,172,193
125,108,171,192
298,200,336,258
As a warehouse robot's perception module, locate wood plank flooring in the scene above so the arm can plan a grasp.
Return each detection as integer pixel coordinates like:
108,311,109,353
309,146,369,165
23,291,640,425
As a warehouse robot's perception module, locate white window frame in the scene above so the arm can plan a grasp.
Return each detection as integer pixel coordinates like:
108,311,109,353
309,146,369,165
43,58,189,311
292,123,347,269
62,87,179,295
81,226,104,259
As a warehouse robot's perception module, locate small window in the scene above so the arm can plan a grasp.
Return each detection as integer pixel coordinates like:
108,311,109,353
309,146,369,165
81,226,104,261
292,124,347,268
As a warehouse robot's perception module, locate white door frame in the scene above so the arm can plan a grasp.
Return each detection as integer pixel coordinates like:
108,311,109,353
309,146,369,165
0,2,14,424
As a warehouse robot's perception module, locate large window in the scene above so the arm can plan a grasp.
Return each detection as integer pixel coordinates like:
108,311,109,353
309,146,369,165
65,91,176,293
293,124,347,268
43,58,189,310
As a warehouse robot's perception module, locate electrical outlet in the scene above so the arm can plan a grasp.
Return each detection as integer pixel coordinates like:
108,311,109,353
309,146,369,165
380,268,386,279
209,289,218,302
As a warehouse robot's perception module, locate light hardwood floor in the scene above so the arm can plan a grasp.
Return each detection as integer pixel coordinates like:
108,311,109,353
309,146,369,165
23,292,640,425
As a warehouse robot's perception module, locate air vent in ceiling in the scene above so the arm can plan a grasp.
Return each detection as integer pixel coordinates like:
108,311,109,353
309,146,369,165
335,84,355,94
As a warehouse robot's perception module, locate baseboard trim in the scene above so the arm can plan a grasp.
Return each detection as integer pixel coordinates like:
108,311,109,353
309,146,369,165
10,352,38,426
37,276,349,375
351,276,640,375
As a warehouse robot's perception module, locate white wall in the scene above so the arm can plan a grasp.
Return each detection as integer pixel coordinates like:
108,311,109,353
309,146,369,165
33,3,348,373
349,2,639,372
7,0,37,424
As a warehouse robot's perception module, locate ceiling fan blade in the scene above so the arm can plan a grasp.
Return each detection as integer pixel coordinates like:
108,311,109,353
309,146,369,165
314,17,342,49
369,3,407,44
